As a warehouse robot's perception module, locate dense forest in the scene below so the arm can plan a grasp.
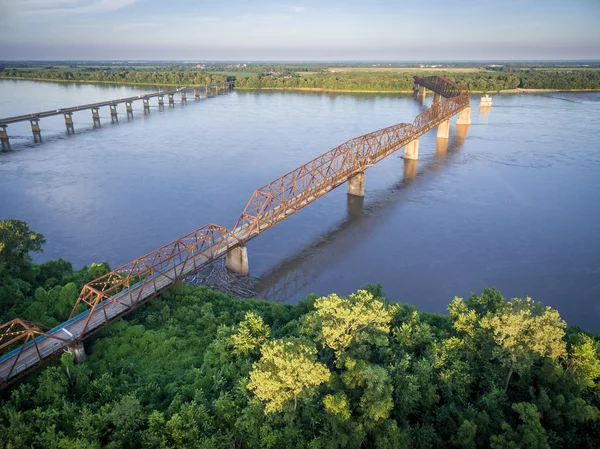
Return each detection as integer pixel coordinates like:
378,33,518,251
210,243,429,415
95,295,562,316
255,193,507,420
1,218,600,448
1,65,600,92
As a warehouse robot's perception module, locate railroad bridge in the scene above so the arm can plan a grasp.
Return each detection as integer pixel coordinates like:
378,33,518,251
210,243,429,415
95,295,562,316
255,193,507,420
0,76,472,389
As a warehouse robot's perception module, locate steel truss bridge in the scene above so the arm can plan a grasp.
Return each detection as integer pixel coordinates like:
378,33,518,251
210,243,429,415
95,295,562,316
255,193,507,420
0,76,470,389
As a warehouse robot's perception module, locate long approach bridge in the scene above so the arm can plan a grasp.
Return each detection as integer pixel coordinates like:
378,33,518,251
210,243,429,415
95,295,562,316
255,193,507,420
0,76,472,389
0,81,233,147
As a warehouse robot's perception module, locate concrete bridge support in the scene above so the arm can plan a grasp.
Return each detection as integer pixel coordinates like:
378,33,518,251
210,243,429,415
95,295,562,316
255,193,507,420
433,93,442,104
194,90,200,100
404,138,419,160
125,102,133,116
226,245,249,275
347,172,365,197
456,107,471,125
205,87,210,97
64,113,74,134
30,119,41,142
158,96,164,107
168,94,175,106
69,341,86,364
417,85,427,98
92,108,100,126
437,119,450,139
110,104,118,122
0,125,9,149
143,98,150,113
180,92,187,103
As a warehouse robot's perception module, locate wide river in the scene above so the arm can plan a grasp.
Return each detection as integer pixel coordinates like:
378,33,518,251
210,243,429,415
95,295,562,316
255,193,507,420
0,79,599,332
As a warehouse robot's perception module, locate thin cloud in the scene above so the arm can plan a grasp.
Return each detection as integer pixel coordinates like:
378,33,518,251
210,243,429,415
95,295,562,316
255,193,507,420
20,0,137,15
290,6,306,13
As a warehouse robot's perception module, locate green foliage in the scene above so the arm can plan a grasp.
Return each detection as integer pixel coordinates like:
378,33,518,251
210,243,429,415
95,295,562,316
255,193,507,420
0,231,599,449
248,338,330,413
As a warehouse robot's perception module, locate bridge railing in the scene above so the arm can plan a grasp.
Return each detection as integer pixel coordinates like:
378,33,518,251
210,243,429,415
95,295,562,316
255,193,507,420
68,224,239,338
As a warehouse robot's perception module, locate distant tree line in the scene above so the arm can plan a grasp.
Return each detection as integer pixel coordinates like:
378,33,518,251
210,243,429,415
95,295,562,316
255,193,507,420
2,66,599,91
1,219,600,448
0,68,228,87
233,70,600,92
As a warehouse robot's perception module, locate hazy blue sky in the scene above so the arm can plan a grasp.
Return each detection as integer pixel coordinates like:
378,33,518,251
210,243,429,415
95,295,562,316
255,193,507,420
1,0,599,60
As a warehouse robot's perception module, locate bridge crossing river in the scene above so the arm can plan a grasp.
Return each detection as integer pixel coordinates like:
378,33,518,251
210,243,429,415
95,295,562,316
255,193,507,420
0,81,234,147
0,76,472,389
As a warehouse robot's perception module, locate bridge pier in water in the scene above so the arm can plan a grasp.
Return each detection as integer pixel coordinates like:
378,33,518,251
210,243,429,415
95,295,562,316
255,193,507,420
437,119,450,139
456,107,471,125
433,93,442,103
143,98,150,113
168,94,175,106
64,113,74,133
69,342,86,364
30,119,41,142
0,125,9,149
194,90,200,100
91,107,100,126
110,104,118,122
125,102,133,117
226,245,249,275
180,92,187,103
347,172,365,197
158,95,164,107
404,139,419,160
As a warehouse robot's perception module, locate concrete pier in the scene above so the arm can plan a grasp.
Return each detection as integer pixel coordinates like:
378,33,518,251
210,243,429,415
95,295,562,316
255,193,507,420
226,245,249,275
194,90,200,100
143,98,150,112
456,107,471,125
30,119,41,142
158,96,164,106
437,119,450,139
404,139,419,160
125,102,133,115
417,85,427,98
0,125,9,148
347,172,365,197
433,93,442,104
205,87,210,97
69,342,86,364
168,94,175,106
180,92,187,102
91,107,100,125
110,104,118,122
64,113,74,133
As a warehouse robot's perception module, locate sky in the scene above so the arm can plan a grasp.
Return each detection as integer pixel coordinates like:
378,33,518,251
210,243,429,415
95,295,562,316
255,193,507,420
0,0,599,61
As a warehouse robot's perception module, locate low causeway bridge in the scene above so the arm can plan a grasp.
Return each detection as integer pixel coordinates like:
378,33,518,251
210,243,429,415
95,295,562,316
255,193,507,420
0,81,234,147
0,76,472,389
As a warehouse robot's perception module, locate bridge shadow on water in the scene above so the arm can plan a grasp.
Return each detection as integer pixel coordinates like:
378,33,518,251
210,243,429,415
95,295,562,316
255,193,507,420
255,127,469,303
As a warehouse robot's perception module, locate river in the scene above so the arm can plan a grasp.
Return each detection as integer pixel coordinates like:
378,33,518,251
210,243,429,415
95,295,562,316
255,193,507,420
0,79,599,332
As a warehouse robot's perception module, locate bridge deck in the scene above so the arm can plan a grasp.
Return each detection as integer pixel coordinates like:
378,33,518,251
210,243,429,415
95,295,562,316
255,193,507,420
0,82,233,125
0,76,470,388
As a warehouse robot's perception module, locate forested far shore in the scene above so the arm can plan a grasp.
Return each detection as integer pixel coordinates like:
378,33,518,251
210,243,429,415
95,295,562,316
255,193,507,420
1,67,600,92
2,218,600,448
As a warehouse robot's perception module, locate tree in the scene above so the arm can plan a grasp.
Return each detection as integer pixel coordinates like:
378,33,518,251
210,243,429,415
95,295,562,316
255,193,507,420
0,219,45,278
229,312,270,356
305,289,393,359
480,297,567,391
248,338,330,413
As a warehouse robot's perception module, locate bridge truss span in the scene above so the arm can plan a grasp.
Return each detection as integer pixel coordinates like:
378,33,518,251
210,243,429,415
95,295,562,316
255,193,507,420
0,76,471,390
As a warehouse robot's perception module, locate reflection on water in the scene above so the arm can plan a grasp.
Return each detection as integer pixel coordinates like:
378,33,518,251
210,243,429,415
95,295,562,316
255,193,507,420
1,81,599,332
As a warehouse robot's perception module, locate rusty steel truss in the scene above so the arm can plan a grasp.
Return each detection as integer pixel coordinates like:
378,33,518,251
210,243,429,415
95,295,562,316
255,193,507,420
0,76,470,390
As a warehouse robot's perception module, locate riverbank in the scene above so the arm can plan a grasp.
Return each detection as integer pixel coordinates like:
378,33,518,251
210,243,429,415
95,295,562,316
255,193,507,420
2,76,599,95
